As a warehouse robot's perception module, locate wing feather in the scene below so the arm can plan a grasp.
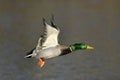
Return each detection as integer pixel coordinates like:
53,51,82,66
36,17,60,50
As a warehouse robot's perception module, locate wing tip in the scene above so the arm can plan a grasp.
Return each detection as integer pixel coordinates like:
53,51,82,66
51,14,55,27
42,15,60,31
50,15,59,31
43,18,46,26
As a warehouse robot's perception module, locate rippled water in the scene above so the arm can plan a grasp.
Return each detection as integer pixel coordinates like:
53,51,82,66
0,0,120,80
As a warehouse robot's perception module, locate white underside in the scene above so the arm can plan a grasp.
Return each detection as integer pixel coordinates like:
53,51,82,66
35,46,61,59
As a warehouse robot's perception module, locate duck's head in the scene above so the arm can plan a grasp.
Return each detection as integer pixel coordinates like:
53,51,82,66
70,43,94,51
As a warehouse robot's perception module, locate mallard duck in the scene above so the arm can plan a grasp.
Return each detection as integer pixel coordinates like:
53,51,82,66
25,16,94,68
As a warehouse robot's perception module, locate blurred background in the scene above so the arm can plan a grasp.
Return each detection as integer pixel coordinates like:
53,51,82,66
0,0,120,80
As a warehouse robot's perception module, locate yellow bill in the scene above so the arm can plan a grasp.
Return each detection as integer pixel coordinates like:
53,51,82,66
87,45,94,49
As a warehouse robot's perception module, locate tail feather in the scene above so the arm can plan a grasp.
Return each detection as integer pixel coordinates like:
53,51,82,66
24,54,32,58
24,48,35,58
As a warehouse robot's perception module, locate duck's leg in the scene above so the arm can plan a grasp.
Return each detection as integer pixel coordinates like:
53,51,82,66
38,58,45,68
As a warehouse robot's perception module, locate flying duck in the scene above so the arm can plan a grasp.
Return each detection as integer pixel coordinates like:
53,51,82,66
25,16,94,68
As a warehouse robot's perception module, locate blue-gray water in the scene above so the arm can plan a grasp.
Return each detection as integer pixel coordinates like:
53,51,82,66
0,0,120,80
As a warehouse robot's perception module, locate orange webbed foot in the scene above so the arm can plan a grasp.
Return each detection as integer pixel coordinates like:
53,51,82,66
38,58,45,68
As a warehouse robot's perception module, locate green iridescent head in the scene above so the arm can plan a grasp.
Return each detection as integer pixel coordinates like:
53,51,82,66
70,43,94,51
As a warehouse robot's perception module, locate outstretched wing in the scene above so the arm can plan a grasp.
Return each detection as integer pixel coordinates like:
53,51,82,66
36,17,60,50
